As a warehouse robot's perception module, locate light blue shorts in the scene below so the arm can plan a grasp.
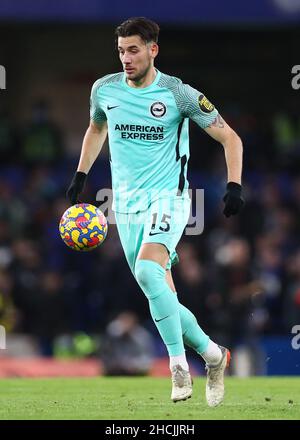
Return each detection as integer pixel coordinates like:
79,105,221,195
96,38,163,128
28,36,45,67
115,195,191,274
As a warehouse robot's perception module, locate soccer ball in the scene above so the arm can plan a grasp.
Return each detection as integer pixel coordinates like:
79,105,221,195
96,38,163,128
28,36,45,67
59,203,108,251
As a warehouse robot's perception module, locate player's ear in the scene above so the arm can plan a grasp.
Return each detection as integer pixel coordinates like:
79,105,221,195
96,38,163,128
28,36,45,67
150,42,159,59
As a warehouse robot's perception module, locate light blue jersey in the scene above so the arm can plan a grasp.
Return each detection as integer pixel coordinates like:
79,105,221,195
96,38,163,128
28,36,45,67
90,69,218,213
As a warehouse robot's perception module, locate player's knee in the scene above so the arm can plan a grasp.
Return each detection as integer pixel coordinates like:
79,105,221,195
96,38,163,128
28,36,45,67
135,259,165,297
135,259,153,290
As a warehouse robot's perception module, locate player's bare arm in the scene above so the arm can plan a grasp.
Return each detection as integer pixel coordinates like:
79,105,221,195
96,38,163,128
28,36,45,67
204,114,244,217
204,114,243,185
78,119,108,174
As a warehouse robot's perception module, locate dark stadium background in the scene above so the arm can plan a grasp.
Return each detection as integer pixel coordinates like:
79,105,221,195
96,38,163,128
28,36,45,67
0,0,300,377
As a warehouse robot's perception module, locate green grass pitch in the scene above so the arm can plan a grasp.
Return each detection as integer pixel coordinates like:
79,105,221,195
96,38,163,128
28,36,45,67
0,377,299,420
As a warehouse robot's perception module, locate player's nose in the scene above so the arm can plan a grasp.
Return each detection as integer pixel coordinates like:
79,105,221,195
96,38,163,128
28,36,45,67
123,53,132,64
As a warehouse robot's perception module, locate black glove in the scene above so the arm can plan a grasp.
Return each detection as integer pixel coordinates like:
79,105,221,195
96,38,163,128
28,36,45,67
66,171,87,205
223,182,244,217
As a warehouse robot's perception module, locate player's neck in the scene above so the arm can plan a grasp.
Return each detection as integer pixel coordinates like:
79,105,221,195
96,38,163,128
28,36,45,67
127,67,157,89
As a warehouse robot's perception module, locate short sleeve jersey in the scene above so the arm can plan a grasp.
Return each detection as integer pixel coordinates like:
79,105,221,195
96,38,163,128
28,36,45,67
90,69,218,213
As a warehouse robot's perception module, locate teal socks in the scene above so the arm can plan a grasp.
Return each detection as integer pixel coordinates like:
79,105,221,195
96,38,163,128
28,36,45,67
135,259,184,356
135,259,209,356
178,303,209,354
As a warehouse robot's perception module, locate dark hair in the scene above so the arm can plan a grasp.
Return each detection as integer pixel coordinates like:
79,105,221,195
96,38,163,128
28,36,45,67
115,17,160,44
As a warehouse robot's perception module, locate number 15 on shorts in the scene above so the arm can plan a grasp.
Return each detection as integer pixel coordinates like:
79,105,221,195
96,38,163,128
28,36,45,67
149,213,171,236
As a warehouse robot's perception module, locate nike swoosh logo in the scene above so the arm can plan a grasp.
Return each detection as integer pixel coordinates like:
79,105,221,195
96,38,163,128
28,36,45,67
155,316,169,323
107,105,119,110
149,231,164,236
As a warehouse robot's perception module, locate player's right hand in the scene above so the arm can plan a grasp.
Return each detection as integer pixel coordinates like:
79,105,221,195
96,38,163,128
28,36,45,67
66,171,87,205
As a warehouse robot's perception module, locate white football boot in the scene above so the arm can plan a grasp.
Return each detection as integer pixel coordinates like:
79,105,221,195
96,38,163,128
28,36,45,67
171,364,193,402
205,346,231,407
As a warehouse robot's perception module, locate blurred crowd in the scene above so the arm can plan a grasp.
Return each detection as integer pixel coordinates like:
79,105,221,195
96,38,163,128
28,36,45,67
1,98,300,375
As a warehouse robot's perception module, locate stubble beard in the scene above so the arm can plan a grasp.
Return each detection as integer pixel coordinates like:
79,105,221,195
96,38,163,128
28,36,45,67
126,62,152,84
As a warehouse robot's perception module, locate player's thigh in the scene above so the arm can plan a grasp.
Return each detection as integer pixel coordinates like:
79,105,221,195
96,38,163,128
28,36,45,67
141,196,191,269
137,242,170,269
115,211,144,273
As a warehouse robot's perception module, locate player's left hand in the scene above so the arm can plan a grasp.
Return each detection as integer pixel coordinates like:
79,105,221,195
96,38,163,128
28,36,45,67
223,182,244,217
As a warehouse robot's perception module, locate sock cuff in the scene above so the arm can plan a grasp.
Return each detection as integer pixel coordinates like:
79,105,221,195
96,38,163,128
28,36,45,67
135,259,166,276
